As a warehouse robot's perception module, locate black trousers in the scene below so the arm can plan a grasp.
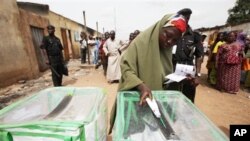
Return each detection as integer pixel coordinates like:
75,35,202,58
49,56,64,86
80,48,87,64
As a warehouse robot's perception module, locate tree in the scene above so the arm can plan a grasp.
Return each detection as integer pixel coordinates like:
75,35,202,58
227,0,250,25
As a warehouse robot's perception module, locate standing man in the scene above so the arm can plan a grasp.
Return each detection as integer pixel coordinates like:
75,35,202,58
87,35,96,64
94,37,100,66
196,35,208,77
118,32,135,55
170,8,203,103
103,30,122,83
40,25,65,86
80,31,87,64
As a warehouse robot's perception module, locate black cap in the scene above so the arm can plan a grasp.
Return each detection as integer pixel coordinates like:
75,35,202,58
47,25,55,29
177,8,192,16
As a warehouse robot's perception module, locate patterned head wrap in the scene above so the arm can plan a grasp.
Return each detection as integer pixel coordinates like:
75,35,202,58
163,15,187,33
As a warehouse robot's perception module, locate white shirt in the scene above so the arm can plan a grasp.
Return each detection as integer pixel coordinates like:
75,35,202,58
103,38,121,56
80,39,87,49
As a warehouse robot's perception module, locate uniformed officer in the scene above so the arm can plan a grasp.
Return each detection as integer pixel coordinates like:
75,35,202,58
40,25,64,86
168,8,202,103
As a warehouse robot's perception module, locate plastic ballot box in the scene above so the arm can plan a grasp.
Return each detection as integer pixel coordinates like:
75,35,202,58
113,91,229,141
0,87,107,141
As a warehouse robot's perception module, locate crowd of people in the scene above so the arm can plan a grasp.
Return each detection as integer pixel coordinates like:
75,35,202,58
42,8,250,99
206,31,250,94
79,29,140,83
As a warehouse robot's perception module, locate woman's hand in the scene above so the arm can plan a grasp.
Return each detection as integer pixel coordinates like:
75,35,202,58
137,83,152,106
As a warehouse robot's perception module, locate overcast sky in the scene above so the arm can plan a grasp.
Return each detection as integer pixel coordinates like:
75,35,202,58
18,0,236,40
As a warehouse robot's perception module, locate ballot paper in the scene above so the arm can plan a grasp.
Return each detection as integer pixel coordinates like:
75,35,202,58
172,45,177,54
165,64,195,83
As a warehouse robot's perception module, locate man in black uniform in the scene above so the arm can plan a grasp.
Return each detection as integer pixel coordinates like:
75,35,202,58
40,25,64,86
168,8,203,103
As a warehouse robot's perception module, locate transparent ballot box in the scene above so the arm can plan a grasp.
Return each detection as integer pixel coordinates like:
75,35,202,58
0,87,107,141
113,91,229,141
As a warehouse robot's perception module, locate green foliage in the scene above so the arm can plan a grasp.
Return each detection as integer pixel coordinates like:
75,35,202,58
227,0,250,25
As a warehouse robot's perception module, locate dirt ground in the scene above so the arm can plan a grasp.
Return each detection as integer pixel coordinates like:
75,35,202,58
1,56,250,140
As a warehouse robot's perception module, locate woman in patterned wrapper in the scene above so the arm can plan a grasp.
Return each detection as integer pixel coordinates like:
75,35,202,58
216,31,244,94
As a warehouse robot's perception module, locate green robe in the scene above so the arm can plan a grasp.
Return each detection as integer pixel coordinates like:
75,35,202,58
118,14,174,91
109,14,175,133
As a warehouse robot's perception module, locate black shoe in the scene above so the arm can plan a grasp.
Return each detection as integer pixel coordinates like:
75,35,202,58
95,65,99,69
95,63,101,69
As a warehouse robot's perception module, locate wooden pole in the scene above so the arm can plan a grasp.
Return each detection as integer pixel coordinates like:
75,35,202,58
83,11,90,64
96,21,99,38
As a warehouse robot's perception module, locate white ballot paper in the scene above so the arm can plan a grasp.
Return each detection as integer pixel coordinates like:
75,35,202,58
165,63,196,83
172,45,177,54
